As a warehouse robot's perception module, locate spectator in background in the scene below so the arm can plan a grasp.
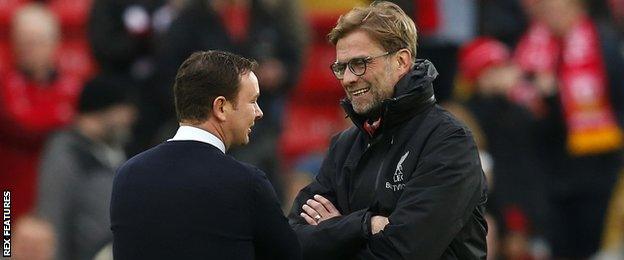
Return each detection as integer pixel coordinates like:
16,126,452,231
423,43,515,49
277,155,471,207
458,37,550,260
88,0,175,81
0,3,83,221
478,0,529,47
11,215,56,260
36,75,136,260
390,0,477,102
87,0,187,156
610,0,624,35
515,0,624,258
149,0,306,200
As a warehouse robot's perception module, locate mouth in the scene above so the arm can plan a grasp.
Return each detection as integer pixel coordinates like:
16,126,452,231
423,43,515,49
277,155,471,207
350,87,370,97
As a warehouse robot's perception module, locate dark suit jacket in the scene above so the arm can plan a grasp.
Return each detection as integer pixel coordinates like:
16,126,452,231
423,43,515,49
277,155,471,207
110,140,301,259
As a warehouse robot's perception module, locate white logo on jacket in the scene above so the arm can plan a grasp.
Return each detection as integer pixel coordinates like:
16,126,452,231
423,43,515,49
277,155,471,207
386,151,409,191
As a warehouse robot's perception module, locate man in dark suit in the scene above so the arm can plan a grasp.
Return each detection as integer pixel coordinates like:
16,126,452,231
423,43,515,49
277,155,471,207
110,50,301,259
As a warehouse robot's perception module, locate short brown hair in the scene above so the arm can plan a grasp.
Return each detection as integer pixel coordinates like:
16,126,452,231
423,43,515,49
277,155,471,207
328,1,418,60
173,50,257,123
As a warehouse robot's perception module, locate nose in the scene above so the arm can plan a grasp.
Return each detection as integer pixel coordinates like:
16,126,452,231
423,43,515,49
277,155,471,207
255,103,263,120
341,67,359,85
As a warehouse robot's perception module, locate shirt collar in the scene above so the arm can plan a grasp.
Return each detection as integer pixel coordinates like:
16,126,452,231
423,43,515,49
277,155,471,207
168,125,226,153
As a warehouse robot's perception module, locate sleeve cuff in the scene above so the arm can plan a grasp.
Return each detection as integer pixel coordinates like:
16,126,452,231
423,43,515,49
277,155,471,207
361,211,373,239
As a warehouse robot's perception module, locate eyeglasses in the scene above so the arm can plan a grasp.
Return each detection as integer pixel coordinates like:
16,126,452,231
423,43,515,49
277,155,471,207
330,50,399,80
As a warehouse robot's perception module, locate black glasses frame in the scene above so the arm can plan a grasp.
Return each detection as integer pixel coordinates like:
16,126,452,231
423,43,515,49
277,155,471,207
330,49,400,80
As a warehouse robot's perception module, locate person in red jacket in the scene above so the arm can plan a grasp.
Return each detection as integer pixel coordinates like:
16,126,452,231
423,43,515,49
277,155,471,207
0,3,82,221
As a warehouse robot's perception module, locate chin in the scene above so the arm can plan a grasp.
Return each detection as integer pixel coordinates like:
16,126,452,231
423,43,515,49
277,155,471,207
357,106,382,118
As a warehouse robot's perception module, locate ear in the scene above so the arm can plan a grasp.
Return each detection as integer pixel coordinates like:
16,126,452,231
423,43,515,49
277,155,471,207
212,96,229,121
396,49,413,72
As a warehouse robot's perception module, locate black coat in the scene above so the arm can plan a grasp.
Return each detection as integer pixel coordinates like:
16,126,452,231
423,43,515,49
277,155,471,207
111,141,301,259
466,96,549,235
288,60,488,260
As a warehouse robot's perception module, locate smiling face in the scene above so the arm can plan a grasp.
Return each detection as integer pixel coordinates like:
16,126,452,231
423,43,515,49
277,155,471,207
225,71,263,148
335,30,400,117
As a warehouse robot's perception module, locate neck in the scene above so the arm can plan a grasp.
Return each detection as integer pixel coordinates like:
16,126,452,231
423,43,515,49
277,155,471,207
19,63,54,83
364,108,383,122
180,120,229,151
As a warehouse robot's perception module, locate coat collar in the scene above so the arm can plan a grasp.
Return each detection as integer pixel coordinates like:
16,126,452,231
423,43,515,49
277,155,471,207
341,59,438,137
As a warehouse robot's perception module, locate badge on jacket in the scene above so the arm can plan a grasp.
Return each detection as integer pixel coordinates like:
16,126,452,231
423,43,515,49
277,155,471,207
386,151,409,191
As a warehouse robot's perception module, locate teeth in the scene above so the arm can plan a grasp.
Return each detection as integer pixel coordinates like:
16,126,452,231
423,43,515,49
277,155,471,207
351,87,370,96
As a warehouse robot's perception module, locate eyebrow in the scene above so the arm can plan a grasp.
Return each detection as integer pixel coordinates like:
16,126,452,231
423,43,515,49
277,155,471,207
336,55,369,64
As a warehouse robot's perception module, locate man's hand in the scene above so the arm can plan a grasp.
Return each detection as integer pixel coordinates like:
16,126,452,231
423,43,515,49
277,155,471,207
300,194,342,225
371,216,389,235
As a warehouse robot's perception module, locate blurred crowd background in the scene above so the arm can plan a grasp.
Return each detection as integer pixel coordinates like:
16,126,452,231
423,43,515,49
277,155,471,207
1,0,624,259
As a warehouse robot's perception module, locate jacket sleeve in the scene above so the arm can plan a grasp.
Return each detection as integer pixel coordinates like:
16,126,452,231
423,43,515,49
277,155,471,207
251,169,302,260
358,126,487,260
287,135,370,259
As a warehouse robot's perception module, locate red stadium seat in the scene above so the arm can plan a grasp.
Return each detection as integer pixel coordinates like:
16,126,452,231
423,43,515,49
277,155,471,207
56,39,97,80
292,43,344,103
307,11,342,41
279,103,347,166
280,7,355,166
290,10,346,103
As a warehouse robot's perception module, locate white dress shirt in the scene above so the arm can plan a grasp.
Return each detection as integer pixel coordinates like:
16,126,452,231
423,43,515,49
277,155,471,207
168,125,226,153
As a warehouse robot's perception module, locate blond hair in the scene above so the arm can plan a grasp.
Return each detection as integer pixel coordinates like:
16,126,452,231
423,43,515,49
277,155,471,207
328,1,418,60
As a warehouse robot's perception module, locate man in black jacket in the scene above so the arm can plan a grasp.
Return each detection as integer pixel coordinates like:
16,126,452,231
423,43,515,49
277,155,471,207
111,50,301,259
288,2,488,259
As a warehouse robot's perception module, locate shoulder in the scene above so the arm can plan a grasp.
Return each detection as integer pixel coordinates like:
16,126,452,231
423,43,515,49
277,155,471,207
325,126,362,161
40,130,83,163
426,105,472,137
404,105,476,152
116,142,262,188
233,160,268,181
45,130,79,150
38,130,83,179
121,141,227,170
329,126,360,146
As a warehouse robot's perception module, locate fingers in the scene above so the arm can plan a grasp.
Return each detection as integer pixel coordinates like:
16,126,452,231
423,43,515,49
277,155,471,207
300,212,317,225
300,195,342,225
302,204,320,221
313,195,338,214
371,215,390,234
305,199,329,216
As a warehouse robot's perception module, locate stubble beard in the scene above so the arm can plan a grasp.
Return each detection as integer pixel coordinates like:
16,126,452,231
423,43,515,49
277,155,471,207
350,84,387,118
